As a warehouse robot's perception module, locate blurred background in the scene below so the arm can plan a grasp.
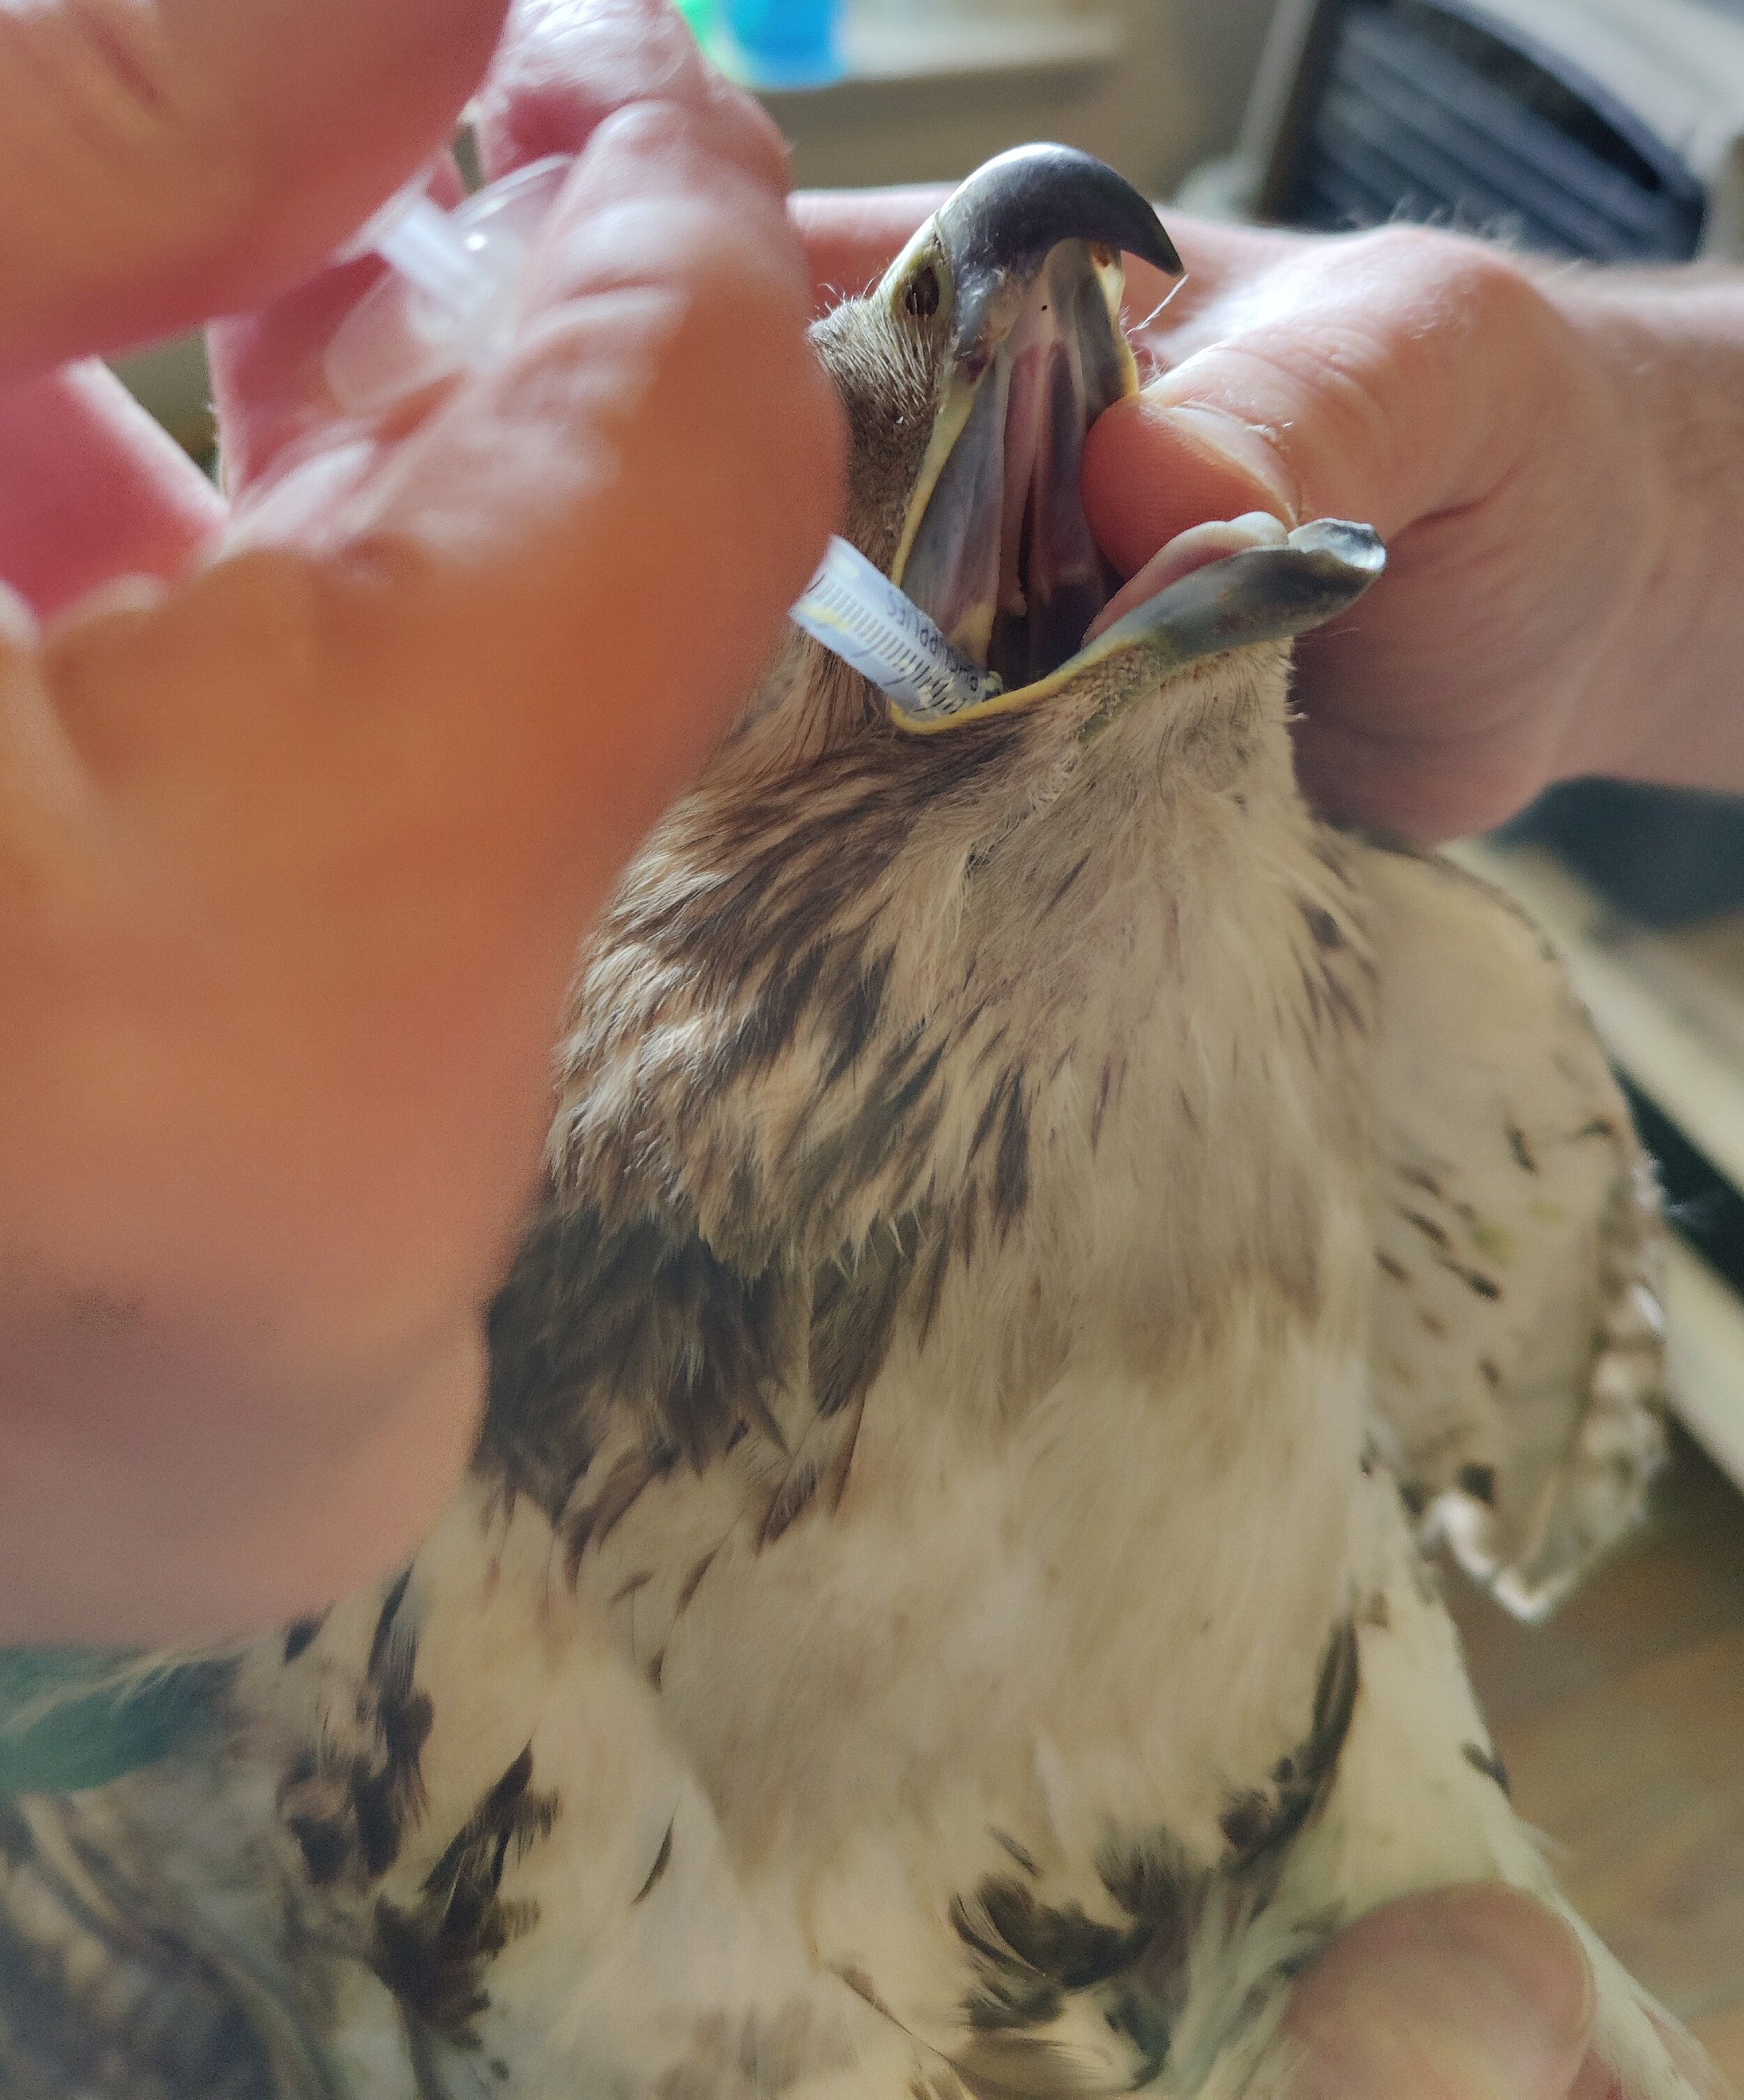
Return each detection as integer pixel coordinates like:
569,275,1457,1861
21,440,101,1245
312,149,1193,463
117,0,1744,2069
116,0,1284,452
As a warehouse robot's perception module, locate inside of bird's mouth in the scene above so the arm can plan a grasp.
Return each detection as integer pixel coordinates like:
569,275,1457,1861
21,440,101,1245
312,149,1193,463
896,248,1129,692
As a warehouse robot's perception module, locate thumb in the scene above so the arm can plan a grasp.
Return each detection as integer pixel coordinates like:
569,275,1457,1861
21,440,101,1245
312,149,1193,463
0,0,510,376
1081,225,1657,842
1280,1887,1598,2100
1081,365,1303,569
1081,225,1558,576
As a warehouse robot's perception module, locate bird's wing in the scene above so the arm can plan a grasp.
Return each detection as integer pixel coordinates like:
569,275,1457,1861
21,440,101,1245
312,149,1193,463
1354,841,1668,1619
0,1771,349,2100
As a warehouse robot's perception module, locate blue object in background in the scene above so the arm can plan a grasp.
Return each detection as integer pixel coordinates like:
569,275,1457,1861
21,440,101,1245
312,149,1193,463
721,0,845,87
675,0,716,45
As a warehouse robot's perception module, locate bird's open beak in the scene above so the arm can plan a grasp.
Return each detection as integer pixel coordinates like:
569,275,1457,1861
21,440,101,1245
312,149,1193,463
875,146,1385,736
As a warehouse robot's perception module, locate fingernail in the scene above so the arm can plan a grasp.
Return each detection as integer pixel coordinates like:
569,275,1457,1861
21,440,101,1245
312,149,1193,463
1283,1887,1597,2100
1139,395,1300,524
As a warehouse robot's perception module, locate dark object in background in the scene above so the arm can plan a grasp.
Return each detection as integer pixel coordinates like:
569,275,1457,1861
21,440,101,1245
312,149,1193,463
1258,0,1708,260
1229,0,1744,924
1623,1078,1744,1286
1504,782,1744,927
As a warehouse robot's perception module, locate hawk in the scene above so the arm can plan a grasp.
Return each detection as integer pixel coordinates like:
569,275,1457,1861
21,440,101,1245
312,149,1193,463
0,144,1690,2100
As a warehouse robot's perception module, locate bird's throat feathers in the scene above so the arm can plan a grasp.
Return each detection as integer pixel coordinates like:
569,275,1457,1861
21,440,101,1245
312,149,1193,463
539,641,1377,1411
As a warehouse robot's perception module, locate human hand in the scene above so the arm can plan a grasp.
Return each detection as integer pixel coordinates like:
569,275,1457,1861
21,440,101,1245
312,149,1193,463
0,0,841,1640
1281,1885,1728,2100
0,0,516,377
796,189,1744,844
1079,220,1686,843
0,0,514,618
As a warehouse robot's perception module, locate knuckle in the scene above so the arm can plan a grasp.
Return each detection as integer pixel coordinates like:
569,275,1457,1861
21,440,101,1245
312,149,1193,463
1339,218,1517,289
23,3,244,250
599,92,788,197
1237,227,1557,518
656,254,843,495
698,69,793,189
1342,225,1554,387
1328,223,1543,347
549,190,823,459
1336,220,1457,277
33,0,179,156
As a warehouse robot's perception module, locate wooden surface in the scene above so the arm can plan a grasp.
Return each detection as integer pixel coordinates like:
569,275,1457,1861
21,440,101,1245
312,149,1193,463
1451,1428,1744,2084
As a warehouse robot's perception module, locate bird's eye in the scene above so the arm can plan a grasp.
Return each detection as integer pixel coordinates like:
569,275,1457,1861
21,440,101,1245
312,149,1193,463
904,267,940,320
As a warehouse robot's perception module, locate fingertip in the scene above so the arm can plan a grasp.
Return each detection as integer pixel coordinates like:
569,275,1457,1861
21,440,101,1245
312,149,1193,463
1290,652,1560,844
1565,2056,1626,2100
1283,1887,1597,2100
1439,1887,1598,2046
1291,716,1501,845
0,363,222,619
1082,391,1296,582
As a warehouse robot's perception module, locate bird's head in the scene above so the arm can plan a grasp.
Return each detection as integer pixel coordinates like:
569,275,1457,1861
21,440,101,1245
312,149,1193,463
751,143,1382,767
559,149,1384,1268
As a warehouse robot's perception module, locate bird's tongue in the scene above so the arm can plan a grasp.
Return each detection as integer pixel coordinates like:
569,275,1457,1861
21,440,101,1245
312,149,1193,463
901,253,1127,689
987,310,1108,689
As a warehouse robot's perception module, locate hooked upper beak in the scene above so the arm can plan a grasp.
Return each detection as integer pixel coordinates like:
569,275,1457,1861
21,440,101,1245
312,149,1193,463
932,142,1182,376
874,145,1384,733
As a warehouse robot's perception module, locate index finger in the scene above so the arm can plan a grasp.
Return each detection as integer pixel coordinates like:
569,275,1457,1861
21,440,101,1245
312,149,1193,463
0,362,222,617
211,0,793,495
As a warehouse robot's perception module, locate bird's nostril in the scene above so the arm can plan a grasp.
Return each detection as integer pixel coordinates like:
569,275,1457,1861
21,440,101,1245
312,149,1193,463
905,268,940,320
